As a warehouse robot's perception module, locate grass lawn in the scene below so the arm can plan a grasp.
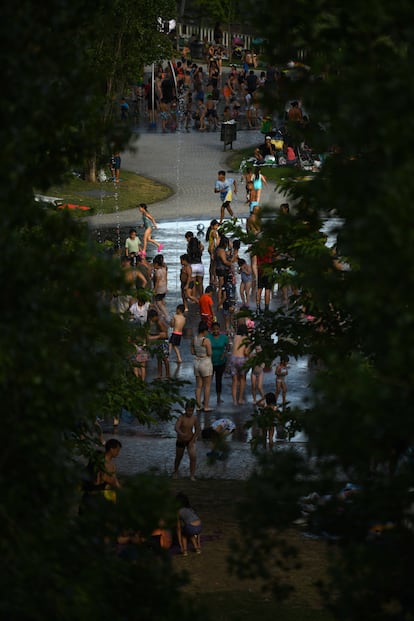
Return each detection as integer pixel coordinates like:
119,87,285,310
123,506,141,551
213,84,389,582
41,170,173,216
39,144,309,219
170,479,334,621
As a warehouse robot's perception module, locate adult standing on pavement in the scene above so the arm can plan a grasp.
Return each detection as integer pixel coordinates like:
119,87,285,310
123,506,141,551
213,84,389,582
191,321,213,412
161,67,175,109
256,246,274,313
173,399,201,481
230,323,250,406
214,170,237,223
246,69,258,95
185,231,205,300
215,236,235,309
207,321,229,405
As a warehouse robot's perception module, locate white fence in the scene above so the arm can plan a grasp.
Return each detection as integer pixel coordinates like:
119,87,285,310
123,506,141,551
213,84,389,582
176,22,252,50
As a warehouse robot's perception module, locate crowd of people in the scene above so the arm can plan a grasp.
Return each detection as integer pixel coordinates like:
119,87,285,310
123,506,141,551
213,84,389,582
100,45,319,486
127,48,277,133
118,48,321,178
106,191,296,473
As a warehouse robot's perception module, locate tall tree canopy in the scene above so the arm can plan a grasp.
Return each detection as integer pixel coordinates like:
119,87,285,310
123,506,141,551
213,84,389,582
231,2,414,619
0,2,201,620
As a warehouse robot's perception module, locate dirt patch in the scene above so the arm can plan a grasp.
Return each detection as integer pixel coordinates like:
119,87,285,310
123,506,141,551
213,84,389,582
170,479,331,613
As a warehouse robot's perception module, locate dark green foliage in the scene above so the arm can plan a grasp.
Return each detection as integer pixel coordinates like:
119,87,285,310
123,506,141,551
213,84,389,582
231,1,414,619
0,1,202,620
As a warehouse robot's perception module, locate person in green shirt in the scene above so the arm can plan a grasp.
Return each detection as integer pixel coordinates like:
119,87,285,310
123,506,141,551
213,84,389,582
207,321,229,405
125,229,141,258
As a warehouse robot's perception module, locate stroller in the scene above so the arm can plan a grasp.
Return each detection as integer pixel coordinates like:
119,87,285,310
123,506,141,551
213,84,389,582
232,36,244,60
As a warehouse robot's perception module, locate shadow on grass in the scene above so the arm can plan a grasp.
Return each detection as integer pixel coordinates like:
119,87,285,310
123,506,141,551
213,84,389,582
195,591,333,621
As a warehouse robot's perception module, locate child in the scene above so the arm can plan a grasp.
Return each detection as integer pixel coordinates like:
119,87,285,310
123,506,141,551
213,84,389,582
198,285,215,329
129,334,149,382
176,492,202,555
249,344,265,404
159,100,170,133
129,297,150,325
256,392,279,449
238,258,253,307
275,355,289,407
169,304,186,363
253,167,267,203
221,274,236,335
246,180,259,214
110,152,121,183
125,228,141,258
138,203,163,255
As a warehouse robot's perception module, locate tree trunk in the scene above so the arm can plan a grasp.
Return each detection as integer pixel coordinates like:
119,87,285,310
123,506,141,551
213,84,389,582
85,155,97,183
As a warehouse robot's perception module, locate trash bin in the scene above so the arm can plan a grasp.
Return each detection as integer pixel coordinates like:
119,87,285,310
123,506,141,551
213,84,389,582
220,120,237,151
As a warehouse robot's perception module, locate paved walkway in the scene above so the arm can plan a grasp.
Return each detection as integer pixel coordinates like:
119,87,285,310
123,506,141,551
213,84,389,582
87,125,284,227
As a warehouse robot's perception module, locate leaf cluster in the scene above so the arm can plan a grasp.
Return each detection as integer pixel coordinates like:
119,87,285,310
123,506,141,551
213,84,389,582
231,1,414,618
0,2,199,619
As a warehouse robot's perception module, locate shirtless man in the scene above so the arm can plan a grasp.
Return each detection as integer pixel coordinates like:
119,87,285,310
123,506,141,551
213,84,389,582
173,400,201,481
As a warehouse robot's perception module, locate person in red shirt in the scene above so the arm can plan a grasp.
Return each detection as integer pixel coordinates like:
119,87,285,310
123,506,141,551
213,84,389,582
198,285,215,329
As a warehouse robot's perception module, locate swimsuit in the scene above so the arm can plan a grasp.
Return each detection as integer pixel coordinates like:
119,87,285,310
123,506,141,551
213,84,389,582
241,270,253,284
142,213,153,230
176,438,191,449
169,331,182,346
230,355,247,376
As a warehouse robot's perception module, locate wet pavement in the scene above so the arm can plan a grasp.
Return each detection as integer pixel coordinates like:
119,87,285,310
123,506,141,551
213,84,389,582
97,217,312,481
87,115,336,480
